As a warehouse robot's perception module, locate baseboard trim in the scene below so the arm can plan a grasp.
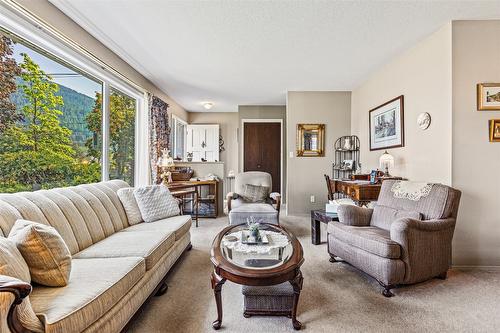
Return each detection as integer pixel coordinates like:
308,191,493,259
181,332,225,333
452,265,500,271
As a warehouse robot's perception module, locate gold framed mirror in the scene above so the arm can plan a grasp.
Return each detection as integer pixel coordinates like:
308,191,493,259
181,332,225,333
296,124,325,157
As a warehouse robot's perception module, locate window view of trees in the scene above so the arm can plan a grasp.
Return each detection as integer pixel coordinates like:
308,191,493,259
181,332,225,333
0,33,136,192
85,88,136,185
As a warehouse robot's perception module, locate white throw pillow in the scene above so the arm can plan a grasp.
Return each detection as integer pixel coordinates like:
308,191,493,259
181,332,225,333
133,185,180,222
117,187,143,225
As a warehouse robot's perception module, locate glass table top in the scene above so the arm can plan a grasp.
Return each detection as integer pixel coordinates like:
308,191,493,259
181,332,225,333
220,224,293,270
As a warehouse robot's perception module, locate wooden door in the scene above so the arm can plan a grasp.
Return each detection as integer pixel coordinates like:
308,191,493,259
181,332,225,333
244,122,281,193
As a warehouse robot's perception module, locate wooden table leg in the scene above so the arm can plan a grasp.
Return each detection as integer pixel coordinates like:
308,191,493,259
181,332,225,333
211,271,226,330
290,269,303,330
195,189,199,227
310,212,321,245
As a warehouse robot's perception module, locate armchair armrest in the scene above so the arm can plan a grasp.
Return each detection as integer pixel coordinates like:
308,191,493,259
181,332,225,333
226,192,239,212
390,218,456,284
0,275,32,333
391,217,455,235
337,205,373,226
269,192,281,212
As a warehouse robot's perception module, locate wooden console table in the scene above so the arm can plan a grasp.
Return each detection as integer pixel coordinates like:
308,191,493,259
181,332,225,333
168,185,199,227
169,180,219,218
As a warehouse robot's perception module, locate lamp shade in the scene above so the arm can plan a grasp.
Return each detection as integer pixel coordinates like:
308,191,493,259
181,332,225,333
379,151,394,170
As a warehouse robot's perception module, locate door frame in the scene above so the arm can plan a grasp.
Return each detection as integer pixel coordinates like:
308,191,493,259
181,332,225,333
240,119,283,196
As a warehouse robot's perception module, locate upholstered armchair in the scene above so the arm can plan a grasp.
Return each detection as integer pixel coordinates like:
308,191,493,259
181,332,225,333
226,171,281,225
327,180,461,297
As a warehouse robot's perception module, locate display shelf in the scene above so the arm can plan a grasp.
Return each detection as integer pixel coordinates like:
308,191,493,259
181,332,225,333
332,135,360,182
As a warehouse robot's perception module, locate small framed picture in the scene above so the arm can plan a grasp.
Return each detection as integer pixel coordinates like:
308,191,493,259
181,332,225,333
343,159,354,170
477,83,500,110
489,119,500,142
369,95,404,151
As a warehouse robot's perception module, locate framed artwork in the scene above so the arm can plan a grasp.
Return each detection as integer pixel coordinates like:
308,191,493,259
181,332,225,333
489,119,500,142
296,124,325,157
477,83,500,110
369,95,404,151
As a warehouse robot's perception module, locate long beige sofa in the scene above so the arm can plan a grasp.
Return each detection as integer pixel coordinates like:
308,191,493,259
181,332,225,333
0,180,192,333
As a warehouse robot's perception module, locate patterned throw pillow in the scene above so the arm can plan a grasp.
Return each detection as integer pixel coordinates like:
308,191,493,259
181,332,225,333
9,220,72,287
117,187,143,225
0,238,44,332
133,185,180,223
242,184,270,203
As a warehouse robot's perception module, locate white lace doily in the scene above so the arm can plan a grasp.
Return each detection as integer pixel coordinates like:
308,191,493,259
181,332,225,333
391,181,434,201
222,230,290,254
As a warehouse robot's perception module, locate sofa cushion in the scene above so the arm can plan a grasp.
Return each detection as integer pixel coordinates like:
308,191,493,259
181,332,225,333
231,202,277,213
328,221,401,259
371,205,421,231
117,188,143,225
9,220,72,287
123,214,191,241
133,185,180,222
73,229,175,270
30,257,145,333
0,237,44,332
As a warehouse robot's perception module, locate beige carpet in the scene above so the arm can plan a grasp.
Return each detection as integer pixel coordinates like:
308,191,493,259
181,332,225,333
125,216,500,333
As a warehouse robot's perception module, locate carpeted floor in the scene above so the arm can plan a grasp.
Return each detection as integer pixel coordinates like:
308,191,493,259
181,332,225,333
125,215,500,333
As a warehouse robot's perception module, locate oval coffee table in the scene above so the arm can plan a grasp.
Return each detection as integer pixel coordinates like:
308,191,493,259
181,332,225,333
210,223,304,330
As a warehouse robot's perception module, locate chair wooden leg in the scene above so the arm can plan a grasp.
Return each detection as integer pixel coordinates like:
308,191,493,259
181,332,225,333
382,287,394,298
437,271,447,280
329,254,337,263
378,281,395,297
155,282,168,296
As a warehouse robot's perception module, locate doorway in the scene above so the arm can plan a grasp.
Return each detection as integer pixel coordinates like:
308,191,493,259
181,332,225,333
242,120,282,193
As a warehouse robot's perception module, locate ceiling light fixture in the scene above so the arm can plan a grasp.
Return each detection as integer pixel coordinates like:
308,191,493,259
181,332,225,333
203,102,214,110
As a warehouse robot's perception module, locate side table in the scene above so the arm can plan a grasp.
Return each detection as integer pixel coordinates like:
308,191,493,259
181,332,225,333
310,210,338,245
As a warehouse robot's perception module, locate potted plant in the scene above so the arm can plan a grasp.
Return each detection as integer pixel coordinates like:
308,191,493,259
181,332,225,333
247,217,261,241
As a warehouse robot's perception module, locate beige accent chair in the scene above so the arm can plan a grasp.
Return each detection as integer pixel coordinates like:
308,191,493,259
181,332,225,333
226,171,281,225
0,180,192,333
328,180,461,297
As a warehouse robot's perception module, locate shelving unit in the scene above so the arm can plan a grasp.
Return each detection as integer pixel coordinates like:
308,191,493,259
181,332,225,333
332,135,360,181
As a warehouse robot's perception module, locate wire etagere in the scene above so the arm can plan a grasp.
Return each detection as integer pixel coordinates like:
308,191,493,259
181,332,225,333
332,135,360,181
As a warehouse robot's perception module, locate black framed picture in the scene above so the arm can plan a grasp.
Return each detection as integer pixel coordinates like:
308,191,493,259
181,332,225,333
369,95,404,151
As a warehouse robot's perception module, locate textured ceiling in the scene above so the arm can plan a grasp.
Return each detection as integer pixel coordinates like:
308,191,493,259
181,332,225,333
50,0,500,112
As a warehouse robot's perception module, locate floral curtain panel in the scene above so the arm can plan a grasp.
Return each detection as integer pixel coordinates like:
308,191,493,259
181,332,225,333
148,94,170,184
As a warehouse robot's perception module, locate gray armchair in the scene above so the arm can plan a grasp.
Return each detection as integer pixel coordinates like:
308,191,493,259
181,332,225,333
327,180,461,297
227,171,281,225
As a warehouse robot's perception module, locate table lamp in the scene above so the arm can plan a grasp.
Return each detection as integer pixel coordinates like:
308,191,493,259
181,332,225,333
379,151,394,177
157,148,175,184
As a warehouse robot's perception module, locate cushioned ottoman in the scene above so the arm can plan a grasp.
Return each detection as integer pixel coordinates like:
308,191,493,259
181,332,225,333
229,204,279,225
241,282,294,317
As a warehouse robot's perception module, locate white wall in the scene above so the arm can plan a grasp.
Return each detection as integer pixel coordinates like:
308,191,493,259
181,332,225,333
286,91,351,215
351,23,453,184
351,20,500,266
451,20,500,266
187,112,239,177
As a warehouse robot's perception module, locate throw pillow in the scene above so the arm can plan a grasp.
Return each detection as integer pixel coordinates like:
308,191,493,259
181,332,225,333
117,187,143,225
9,220,72,287
0,238,44,332
133,185,180,222
242,184,270,203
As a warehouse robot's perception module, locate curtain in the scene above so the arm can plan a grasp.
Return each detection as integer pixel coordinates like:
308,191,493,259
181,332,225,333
148,94,170,184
